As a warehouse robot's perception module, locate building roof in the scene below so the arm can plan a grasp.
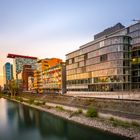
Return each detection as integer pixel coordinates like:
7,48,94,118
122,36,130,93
7,53,37,59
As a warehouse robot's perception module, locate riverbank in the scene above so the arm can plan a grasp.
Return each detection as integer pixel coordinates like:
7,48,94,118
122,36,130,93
1,94,140,140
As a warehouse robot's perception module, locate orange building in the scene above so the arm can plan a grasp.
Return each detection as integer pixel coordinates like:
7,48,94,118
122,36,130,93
33,58,62,93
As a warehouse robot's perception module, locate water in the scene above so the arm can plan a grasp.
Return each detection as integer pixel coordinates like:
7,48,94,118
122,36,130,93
0,98,130,140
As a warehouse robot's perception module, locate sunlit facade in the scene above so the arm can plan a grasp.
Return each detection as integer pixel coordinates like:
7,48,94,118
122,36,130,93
66,35,131,92
42,62,66,94
33,58,63,93
106,22,140,90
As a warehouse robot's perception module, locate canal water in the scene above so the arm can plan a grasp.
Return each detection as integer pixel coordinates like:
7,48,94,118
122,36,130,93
0,98,130,140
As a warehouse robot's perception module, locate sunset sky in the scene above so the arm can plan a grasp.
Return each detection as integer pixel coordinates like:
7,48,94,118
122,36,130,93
0,0,140,86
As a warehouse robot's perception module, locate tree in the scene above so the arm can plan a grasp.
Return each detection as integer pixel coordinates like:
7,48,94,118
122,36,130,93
8,80,18,97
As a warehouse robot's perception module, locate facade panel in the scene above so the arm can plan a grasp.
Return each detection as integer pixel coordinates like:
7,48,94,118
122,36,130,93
66,36,131,92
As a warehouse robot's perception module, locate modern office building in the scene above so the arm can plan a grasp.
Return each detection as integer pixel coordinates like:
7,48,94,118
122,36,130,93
66,21,140,92
7,54,37,80
42,62,66,94
22,65,34,91
33,58,62,93
33,58,50,91
101,22,140,90
66,35,132,92
3,62,13,84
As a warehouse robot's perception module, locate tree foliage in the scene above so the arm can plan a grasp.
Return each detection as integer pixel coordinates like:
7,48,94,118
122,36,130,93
8,80,18,97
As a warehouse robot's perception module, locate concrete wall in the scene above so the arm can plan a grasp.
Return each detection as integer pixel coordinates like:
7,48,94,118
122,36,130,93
66,91,140,100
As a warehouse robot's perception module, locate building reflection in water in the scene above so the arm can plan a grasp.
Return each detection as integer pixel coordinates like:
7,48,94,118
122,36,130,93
0,99,130,140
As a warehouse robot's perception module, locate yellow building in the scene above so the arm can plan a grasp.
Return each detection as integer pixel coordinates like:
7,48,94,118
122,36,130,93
43,62,66,94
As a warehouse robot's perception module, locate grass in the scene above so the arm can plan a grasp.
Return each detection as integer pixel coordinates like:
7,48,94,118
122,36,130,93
69,109,83,118
131,121,140,127
28,99,35,104
77,109,83,114
109,117,140,128
113,120,130,128
86,107,98,118
33,100,46,106
55,106,64,111
109,117,130,128
14,96,46,106
14,96,23,102
33,101,40,106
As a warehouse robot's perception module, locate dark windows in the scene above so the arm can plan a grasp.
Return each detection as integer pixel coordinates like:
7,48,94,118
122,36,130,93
123,60,130,66
132,71,138,76
132,51,138,57
100,54,108,62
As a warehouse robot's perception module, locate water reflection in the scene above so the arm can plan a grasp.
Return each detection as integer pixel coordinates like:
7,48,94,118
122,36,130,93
0,98,130,140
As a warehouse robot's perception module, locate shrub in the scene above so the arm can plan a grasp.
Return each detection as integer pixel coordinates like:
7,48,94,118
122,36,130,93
86,107,98,118
109,117,115,121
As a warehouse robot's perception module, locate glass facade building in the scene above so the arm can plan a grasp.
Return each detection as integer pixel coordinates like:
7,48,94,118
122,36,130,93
105,22,140,90
3,62,13,84
66,35,131,92
128,23,140,89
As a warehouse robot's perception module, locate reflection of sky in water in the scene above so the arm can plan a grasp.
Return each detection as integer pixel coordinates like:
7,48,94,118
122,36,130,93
0,98,130,140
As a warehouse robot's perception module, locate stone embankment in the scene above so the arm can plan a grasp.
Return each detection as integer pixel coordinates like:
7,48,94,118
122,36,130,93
2,93,140,140
20,93,140,121
17,100,140,140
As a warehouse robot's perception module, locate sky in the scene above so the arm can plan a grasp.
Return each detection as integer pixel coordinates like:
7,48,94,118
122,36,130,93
0,0,140,86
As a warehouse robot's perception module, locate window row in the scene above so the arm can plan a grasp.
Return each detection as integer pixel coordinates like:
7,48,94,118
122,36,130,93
87,45,129,59
131,49,140,57
67,75,130,85
67,60,130,75
86,61,130,72
131,37,140,45
66,36,130,59
129,23,140,33
129,30,140,38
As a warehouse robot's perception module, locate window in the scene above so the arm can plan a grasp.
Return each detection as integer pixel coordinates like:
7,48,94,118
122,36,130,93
100,54,108,62
99,41,104,48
